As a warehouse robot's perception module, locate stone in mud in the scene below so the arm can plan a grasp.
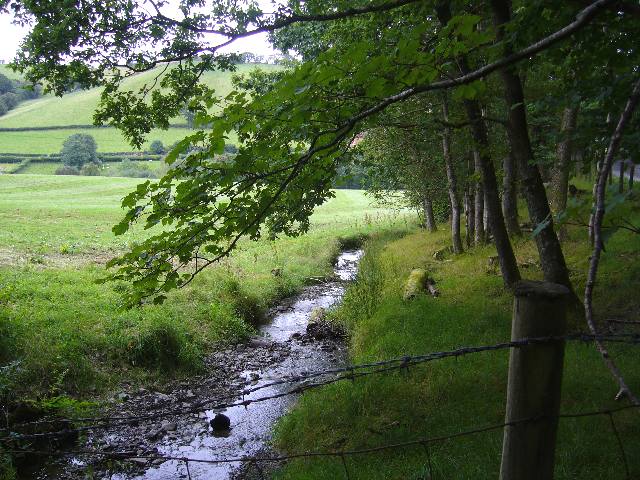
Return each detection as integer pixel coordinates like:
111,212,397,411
306,320,345,340
210,413,231,431
248,337,271,348
161,421,177,432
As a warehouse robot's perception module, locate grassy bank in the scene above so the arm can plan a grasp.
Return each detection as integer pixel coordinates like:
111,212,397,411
0,175,411,405
273,195,640,478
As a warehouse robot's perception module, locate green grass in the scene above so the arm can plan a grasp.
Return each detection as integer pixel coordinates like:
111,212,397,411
0,174,410,403
0,127,207,154
0,64,276,153
0,65,22,81
273,192,640,479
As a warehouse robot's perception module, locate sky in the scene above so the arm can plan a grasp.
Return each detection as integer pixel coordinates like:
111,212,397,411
0,5,278,64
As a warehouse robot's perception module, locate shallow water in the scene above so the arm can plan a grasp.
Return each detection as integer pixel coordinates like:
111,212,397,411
22,249,362,480
122,249,362,480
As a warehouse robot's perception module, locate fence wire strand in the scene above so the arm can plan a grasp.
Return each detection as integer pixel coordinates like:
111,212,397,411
2,333,638,442
5,405,638,470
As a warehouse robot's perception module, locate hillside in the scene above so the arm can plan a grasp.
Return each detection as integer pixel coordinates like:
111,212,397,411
0,63,278,153
0,64,22,80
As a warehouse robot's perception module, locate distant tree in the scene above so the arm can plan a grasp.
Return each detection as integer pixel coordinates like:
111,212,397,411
0,74,13,95
80,162,102,176
60,133,98,168
0,97,8,116
16,82,42,100
223,144,238,154
1,92,19,110
55,165,80,175
181,107,195,129
149,140,165,155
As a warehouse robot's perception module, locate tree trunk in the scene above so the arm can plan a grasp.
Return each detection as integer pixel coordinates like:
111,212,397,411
589,159,602,245
502,151,521,236
618,161,626,193
629,163,635,190
437,0,520,287
473,149,486,245
465,151,475,247
550,106,579,214
423,198,437,232
442,95,464,254
490,0,571,289
464,186,474,247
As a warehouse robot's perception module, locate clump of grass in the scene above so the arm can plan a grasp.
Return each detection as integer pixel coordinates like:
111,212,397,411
122,315,202,371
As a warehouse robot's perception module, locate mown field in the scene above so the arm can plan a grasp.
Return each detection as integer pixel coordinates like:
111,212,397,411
0,174,410,403
273,187,640,479
0,63,273,153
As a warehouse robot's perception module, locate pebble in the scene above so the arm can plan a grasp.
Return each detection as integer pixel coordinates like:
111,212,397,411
161,421,177,432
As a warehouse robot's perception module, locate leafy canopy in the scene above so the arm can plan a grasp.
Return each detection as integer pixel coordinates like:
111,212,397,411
5,0,637,305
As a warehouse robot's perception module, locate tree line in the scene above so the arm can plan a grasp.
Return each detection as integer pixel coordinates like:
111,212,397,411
0,72,41,116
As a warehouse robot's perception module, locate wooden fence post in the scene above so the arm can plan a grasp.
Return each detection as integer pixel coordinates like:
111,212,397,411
499,280,570,480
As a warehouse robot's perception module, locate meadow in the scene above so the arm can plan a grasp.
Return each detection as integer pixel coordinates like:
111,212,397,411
0,174,410,402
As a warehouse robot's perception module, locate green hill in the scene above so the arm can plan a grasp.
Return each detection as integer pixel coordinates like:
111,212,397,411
0,64,23,80
0,63,278,153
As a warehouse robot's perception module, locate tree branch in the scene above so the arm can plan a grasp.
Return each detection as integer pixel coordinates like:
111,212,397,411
584,75,640,405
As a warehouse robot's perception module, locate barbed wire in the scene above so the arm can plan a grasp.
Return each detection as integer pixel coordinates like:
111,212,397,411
2,333,639,442
4,404,638,469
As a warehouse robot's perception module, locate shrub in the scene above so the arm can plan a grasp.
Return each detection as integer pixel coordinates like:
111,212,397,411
55,165,80,175
0,92,19,110
224,144,238,154
0,98,7,117
123,318,201,371
0,73,12,95
80,162,102,176
60,133,98,167
114,159,157,178
149,140,165,155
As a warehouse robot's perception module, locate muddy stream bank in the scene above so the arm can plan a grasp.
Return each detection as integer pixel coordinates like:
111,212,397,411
29,250,362,480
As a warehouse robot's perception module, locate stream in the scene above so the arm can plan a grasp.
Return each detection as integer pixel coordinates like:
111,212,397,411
29,249,362,480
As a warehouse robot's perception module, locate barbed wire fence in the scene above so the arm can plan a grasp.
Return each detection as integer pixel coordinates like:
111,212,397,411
2,331,639,479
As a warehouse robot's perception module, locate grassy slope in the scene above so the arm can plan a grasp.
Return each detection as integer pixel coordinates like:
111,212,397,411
0,64,274,153
274,193,640,479
0,65,22,80
0,174,409,400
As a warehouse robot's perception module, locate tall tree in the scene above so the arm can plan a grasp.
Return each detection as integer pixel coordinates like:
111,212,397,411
436,1,521,286
489,0,571,289
441,93,463,253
